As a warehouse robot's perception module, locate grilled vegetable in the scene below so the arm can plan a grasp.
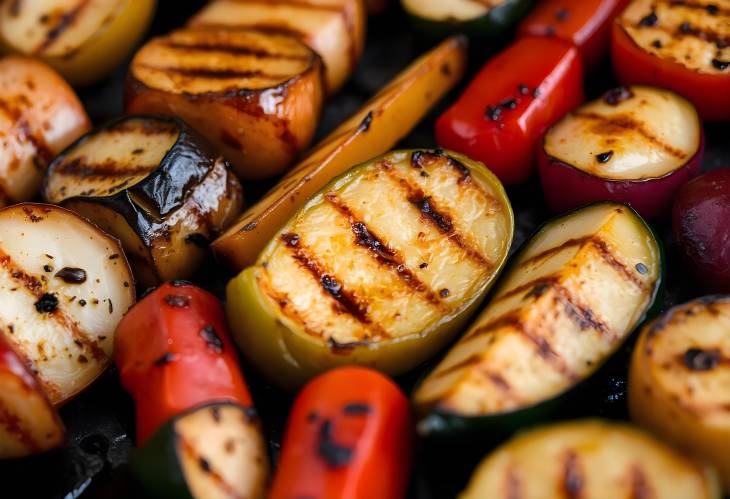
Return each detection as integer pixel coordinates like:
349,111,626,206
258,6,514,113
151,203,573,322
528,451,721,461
212,36,468,271
0,203,135,405
227,149,513,390
43,116,243,289
673,169,730,293
612,0,730,121
460,420,721,499
0,333,64,459
131,402,268,499
0,0,155,87
630,296,730,493
402,0,534,38
270,367,411,499
188,0,365,94
414,202,662,439
125,28,325,179
435,36,584,185
517,0,630,65
115,282,258,446
0,56,90,207
538,85,703,220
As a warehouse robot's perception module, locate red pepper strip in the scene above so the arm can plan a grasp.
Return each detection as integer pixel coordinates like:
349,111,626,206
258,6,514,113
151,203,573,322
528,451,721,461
435,36,584,185
114,282,253,445
269,367,412,499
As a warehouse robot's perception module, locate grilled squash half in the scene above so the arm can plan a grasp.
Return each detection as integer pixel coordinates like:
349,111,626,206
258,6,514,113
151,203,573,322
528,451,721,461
126,28,325,179
188,0,365,94
43,116,243,289
460,420,721,499
630,296,730,493
227,149,513,390
414,202,662,439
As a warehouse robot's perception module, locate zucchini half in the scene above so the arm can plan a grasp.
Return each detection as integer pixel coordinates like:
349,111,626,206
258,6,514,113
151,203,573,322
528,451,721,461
131,402,269,499
629,295,730,493
460,420,721,499
227,149,513,390
43,116,243,289
414,202,663,439
402,0,535,38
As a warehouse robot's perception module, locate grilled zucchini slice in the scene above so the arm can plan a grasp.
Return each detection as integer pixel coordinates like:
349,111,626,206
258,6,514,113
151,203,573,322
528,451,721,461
461,420,721,499
131,402,269,499
126,28,325,179
0,203,135,405
189,0,365,94
630,296,730,493
414,202,662,439
226,149,513,390
43,116,243,289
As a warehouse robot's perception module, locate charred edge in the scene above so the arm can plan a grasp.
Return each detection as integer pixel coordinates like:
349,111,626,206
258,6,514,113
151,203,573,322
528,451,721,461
55,158,156,179
343,403,371,415
553,283,615,339
0,399,41,453
357,111,373,133
163,41,311,60
200,325,224,353
411,150,471,182
177,437,244,499
36,0,93,53
590,239,647,290
137,64,290,81
518,237,593,268
318,419,353,467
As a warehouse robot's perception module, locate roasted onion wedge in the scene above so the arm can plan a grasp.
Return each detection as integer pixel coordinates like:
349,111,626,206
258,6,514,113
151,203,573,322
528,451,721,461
0,203,135,405
0,334,64,459
538,85,703,219
0,56,90,207
43,116,243,289
0,0,155,86
414,202,662,439
126,28,325,179
461,420,721,499
227,149,513,390
188,0,365,94
629,296,730,493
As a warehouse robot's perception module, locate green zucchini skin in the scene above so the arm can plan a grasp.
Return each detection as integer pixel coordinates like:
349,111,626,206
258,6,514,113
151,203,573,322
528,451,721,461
414,202,665,442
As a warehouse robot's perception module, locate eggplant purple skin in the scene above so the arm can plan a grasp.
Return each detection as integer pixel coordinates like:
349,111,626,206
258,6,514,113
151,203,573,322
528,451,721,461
672,168,730,294
537,130,705,220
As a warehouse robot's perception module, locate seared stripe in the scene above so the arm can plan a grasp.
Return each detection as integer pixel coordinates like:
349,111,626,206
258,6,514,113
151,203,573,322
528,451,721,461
178,436,245,499
257,275,324,339
55,159,156,179
0,399,40,453
220,0,344,12
411,149,471,183
0,100,54,164
590,239,646,290
492,276,559,303
432,352,484,378
35,0,93,53
562,452,585,499
516,321,576,380
517,237,592,268
162,41,311,60
462,313,522,342
552,283,615,339
137,64,291,81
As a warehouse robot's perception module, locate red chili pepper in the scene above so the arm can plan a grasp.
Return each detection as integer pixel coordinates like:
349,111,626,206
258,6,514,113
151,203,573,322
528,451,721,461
269,367,412,499
114,282,253,445
518,0,630,65
435,36,584,185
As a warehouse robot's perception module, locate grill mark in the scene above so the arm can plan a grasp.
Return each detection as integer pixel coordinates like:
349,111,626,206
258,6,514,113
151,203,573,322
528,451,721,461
552,283,615,340
462,313,522,342
178,436,245,499
590,239,646,290
491,276,560,303
629,465,654,499
55,158,156,179
432,353,483,378
411,150,471,183
669,0,730,15
0,399,40,453
258,276,323,339
516,321,576,380
162,41,310,61
0,100,54,165
35,0,93,53
216,0,344,12
562,451,584,499
137,64,290,81
518,237,592,268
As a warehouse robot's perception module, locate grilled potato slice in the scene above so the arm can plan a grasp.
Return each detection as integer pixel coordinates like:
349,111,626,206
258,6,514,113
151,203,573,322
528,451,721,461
212,36,468,271
630,296,730,493
189,0,365,94
43,116,243,289
0,203,135,405
0,333,64,459
0,0,155,86
125,28,325,180
226,149,513,390
0,56,90,207
461,420,721,499
414,203,662,438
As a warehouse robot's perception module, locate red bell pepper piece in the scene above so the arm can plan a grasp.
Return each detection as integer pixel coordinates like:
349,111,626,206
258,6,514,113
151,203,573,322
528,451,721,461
269,367,412,499
518,0,630,65
435,36,584,185
114,281,253,445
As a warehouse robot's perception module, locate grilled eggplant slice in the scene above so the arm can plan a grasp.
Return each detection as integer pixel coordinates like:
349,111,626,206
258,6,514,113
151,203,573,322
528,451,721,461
43,116,243,289
460,420,721,499
0,203,135,405
131,402,268,499
0,0,155,86
414,202,662,439
226,149,513,390
189,0,365,94
629,296,730,493
0,56,90,207
212,36,468,271
0,333,64,459
125,28,325,180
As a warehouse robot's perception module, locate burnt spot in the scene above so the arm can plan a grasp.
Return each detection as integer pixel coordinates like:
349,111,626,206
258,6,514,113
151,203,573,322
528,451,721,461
77,355,88,364
555,8,570,21
678,21,692,34
164,294,190,308
500,98,518,110
419,262,428,269
36,0,93,53
55,267,87,284
518,83,530,95
211,406,221,423
200,324,224,353
639,11,658,26
683,348,720,371
525,281,552,299
707,4,719,14
652,39,663,48
78,299,87,307
604,86,634,105
132,148,145,155
185,233,209,247
440,63,451,76
34,293,59,313
596,151,614,163
317,419,353,467
343,403,371,415
352,222,397,264
220,130,243,151
154,351,175,366
307,411,319,422
357,111,373,133
43,264,53,273
281,233,300,247
241,221,258,232
108,299,113,315
109,254,120,260
439,288,450,298
562,452,584,499
22,207,42,223
198,457,211,473
485,105,502,121
635,262,648,275
409,194,453,233
712,59,729,71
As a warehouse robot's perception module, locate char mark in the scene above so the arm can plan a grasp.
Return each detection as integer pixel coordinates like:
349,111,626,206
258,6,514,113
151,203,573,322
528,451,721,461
163,41,310,60
138,64,289,81
36,0,93,53
55,158,156,179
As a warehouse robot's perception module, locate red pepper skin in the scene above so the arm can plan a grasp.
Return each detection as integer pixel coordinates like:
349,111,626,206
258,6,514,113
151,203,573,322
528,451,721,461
435,36,584,185
114,282,253,445
517,0,630,65
611,22,730,122
269,367,412,499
